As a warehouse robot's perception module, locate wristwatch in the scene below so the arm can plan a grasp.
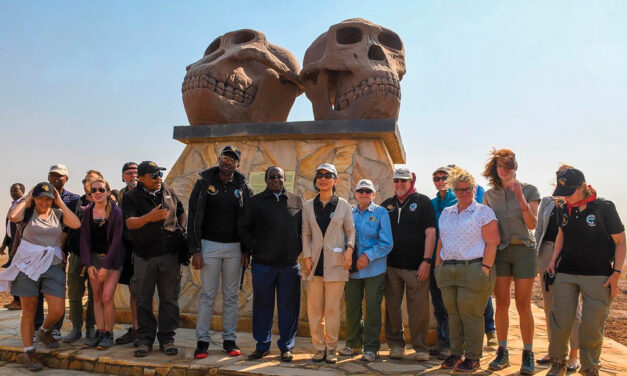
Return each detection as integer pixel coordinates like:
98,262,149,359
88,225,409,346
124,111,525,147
423,258,433,264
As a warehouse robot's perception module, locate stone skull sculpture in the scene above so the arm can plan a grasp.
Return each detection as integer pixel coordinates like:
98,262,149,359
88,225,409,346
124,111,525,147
301,18,406,121
182,29,303,125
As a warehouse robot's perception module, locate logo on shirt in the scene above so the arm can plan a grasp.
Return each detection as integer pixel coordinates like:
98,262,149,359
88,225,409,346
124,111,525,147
207,185,217,195
561,213,569,226
369,216,376,222
586,214,597,227
330,211,335,218
234,189,240,199
386,204,394,212
409,203,418,211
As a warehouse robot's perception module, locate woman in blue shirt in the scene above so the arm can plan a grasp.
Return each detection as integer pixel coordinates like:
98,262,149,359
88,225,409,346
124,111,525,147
339,179,393,362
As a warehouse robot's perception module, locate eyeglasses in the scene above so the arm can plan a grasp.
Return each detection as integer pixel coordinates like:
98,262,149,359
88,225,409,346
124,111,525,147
454,187,473,195
220,154,238,163
91,187,106,194
267,174,284,180
151,171,163,179
356,189,373,194
316,172,336,180
433,176,448,182
393,178,409,183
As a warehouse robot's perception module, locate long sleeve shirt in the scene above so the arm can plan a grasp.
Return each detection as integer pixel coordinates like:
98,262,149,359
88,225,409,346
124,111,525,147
350,202,393,279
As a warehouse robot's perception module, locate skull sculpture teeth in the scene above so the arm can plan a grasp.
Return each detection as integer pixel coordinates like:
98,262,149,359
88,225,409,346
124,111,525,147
183,29,303,125
301,18,406,121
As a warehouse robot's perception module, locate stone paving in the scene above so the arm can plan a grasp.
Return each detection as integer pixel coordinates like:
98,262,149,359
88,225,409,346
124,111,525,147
0,302,625,375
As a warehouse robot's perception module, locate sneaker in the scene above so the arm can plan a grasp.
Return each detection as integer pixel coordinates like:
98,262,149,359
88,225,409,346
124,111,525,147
24,349,43,371
63,328,82,343
488,346,511,370
547,359,566,376
223,340,241,356
580,369,599,376
97,331,114,350
441,354,462,369
312,350,326,363
415,351,430,361
520,349,535,375
115,327,136,345
194,341,209,359
248,349,270,360
280,351,293,362
85,327,97,340
37,328,59,349
5,301,21,310
84,331,102,348
361,351,376,362
455,358,480,372
51,328,62,340
339,346,362,356
388,345,405,359
325,349,337,364
486,331,498,346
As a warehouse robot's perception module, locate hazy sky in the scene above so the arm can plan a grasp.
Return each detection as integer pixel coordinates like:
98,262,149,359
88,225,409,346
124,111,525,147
1,1,626,226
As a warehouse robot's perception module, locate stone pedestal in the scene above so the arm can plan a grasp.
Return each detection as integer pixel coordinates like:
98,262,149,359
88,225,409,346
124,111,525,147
115,119,415,339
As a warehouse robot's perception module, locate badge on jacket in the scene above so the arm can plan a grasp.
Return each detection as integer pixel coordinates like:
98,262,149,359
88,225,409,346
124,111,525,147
207,185,217,195
234,189,240,198
409,203,418,211
386,204,394,211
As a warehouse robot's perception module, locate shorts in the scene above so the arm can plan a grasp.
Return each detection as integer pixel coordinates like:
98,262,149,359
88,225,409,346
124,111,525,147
91,252,123,272
11,264,66,298
495,244,537,279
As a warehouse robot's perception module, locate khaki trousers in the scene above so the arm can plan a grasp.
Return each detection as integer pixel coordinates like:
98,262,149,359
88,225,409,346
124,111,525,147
549,273,611,371
435,262,496,359
384,266,430,352
537,241,580,350
306,277,345,351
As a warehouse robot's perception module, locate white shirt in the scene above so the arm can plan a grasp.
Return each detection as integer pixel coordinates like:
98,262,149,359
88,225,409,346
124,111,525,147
439,201,497,261
0,239,62,292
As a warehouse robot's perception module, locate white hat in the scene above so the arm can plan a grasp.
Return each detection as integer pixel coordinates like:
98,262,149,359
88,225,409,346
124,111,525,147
393,167,411,180
316,163,338,177
49,164,69,176
355,179,375,192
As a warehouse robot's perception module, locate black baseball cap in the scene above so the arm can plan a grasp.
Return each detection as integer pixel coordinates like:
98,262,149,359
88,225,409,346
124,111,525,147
122,162,138,173
33,182,55,199
553,168,585,197
137,161,166,176
221,145,241,160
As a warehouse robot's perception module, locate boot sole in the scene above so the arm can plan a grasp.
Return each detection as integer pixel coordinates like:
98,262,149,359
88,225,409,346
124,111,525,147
489,361,511,370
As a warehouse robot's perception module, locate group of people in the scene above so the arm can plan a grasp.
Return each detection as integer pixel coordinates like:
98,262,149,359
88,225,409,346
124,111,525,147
0,147,623,376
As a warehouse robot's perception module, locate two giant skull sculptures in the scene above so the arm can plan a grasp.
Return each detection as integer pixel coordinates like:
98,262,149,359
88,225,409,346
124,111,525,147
182,18,406,125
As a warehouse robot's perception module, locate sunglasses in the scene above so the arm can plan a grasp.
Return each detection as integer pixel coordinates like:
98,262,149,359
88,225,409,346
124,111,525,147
433,176,448,182
90,187,106,194
316,172,336,180
151,171,163,179
356,189,373,194
393,178,409,183
220,154,238,163
454,187,473,194
267,174,284,180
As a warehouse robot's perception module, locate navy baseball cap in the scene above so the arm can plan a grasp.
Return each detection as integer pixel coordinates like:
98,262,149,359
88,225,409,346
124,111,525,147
221,145,241,160
553,168,585,196
137,161,166,176
33,182,55,199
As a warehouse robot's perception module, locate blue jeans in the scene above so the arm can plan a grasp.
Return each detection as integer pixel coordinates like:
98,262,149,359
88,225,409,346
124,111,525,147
251,263,301,352
484,296,496,333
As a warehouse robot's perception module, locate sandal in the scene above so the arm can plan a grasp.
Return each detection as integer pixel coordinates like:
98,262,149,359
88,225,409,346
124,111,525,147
160,343,178,356
134,344,151,357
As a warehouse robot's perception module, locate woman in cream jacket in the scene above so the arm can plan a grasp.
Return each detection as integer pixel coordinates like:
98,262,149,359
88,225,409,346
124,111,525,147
302,163,355,364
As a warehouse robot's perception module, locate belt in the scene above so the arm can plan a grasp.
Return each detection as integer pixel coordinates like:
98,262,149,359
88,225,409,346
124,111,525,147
509,238,525,245
442,257,483,265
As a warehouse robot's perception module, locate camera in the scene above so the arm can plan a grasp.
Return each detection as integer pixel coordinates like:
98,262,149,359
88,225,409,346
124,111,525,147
543,271,556,292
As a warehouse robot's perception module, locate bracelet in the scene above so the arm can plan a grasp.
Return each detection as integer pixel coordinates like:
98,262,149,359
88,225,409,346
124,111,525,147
422,257,433,264
613,269,622,274
481,263,492,270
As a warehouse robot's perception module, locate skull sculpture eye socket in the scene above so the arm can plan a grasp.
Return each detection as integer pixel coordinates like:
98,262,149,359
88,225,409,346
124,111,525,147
336,27,363,45
377,30,402,50
204,38,221,56
232,30,256,44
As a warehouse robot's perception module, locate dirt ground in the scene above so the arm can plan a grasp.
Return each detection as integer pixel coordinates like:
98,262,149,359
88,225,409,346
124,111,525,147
2,274,626,346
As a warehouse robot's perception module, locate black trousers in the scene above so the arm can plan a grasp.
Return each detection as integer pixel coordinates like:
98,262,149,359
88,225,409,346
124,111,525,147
131,252,181,346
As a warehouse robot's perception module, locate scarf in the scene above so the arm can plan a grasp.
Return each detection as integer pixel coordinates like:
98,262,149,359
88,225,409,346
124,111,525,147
566,185,597,215
395,172,418,202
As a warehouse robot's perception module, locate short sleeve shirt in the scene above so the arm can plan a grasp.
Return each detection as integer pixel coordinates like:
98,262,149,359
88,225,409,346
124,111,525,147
483,182,541,250
439,201,497,260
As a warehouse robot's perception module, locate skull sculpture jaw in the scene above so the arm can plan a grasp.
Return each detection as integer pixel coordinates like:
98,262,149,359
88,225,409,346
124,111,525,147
301,18,406,121
182,29,302,125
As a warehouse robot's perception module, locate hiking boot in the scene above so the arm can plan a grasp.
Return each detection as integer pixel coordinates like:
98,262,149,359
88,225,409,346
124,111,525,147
325,349,337,364
437,346,450,360
429,340,445,355
24,349,43,371
51,329,62,340
388,345,405,359
115,327,136,345
63,327,82,343
85,327,97,339
5,300,21,310
339,346,362,356
84,331,102,348
160,343,178,355
486,331,498,346
441,354,462,369
547,359,566,376
361,351,376,362
580,369,599,376
454,358,481,372
37,328,59,349
280,350,293,362
223,340,241,356
488,346,511,370
134,344,151,357
520,349,535,375
97,331,114,350
312,350,326,363
194,340,209,359
248,349,270,360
